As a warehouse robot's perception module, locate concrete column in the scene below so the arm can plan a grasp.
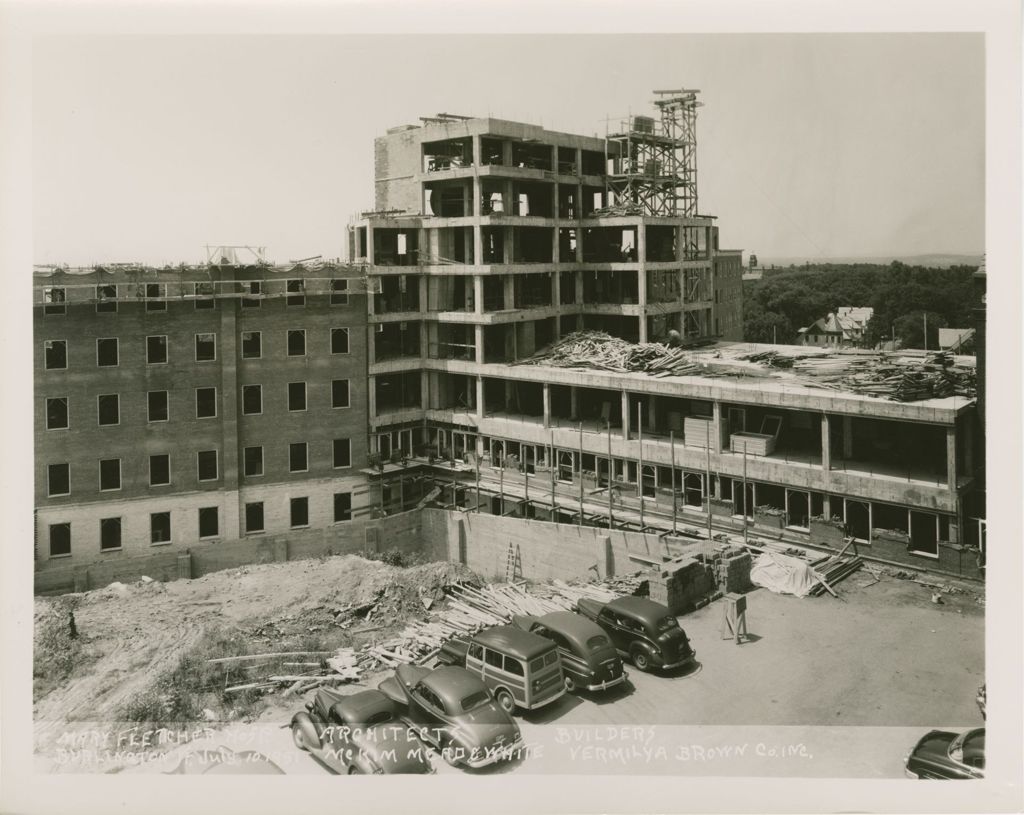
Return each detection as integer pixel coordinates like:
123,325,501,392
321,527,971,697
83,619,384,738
474,324,484,364
822,494,832,519
646,396,656,430
504,380,514,412
570,387,579,420
712,401,724,452
552,270,561,307
476,376,484,418
542,383,551,428
421,370,430,410
503,275,515,310
472,134,482,171
365,226,374,265
574,271,584,303
503,225,512,264
473,227,483,267
473,275,484,315
963,417,974,474
946,426,957,489
597,534,614,578
621,391,631,440
821,413,831,471
842,415,854,459
368,375,377,418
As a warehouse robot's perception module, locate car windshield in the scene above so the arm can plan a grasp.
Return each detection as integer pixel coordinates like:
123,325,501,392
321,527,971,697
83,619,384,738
460,690,490,712
586,634,610,650
949,729,985,768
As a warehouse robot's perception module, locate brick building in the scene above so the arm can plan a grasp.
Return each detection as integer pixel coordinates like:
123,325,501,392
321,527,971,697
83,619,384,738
33,255,371,567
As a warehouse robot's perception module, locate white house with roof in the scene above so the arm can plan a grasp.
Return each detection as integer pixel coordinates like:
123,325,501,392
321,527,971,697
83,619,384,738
797,306,874,347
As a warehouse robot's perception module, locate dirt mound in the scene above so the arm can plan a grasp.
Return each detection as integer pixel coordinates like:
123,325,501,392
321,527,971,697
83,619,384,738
245,558,478,640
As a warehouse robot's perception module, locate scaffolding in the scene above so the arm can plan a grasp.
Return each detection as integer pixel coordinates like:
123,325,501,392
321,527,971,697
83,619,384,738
606,88,701,217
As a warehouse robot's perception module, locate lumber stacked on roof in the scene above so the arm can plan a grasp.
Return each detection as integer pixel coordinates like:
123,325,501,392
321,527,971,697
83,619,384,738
729,432,776,456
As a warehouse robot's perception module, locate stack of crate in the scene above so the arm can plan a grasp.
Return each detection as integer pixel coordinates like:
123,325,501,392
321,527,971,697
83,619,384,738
648,556,715,614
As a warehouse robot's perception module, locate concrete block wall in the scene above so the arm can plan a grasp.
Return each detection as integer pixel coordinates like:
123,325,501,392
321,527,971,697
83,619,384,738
33,509,429,595
419,508,668,582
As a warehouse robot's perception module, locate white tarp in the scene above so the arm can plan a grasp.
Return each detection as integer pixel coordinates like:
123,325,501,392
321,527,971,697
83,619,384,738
749,552,818,597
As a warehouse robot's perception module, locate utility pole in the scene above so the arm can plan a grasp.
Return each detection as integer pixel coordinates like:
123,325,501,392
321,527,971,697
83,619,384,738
670,430,678,534
550,431,556,515
923,312,928,352
607,419,615,530
705,420,713,544
578,422,584,526
637,401,644,528
742,445,749,547
475,454,481,512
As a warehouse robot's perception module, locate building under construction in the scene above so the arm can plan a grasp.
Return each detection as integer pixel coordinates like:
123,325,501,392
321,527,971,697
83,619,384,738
32,91,984,589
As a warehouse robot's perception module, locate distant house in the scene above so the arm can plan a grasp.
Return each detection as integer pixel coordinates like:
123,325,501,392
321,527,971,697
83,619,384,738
938,327,975,352
797,306,874,348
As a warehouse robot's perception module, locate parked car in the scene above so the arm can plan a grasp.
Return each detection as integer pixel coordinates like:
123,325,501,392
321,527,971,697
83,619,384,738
378,664,523,769
511,611,626,693
166,746,285,775
904,727,985,779
290,687,433,774
436,624,565,713
576,595,695,672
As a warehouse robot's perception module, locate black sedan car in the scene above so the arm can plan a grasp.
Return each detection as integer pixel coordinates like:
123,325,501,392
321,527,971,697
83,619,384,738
905,727,985,779
511,611,626,693
576,595,695,672
378,664,523,769
290,687,433,774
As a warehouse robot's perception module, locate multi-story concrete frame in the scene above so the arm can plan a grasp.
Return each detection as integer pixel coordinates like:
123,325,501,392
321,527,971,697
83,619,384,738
351,111,981,573
33,257,371,568
350,115,738,456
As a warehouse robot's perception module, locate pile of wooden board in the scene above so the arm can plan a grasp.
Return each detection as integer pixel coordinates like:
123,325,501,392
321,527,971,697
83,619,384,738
217,647,362,695
808,555,864,597
519,331,710,377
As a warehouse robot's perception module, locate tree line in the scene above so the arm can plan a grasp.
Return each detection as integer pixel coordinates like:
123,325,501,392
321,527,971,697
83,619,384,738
742,262,983,349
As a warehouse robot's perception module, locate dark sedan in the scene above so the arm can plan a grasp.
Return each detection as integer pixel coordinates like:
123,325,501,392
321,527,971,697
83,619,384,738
904,727,985,779
378,664,523,769
511,611,626,693
290,687,433,774
576,595,695,672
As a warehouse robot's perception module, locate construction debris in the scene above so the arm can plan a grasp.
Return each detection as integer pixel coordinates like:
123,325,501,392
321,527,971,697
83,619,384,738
517,331,976,403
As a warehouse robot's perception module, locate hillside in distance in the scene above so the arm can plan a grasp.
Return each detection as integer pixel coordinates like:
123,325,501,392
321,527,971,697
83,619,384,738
757,254,982,269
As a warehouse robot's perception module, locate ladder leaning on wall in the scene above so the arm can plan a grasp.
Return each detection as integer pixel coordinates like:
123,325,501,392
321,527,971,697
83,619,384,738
505,541,522,583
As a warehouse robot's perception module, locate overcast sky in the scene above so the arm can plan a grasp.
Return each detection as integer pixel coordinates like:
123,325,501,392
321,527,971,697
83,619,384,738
32,33,984,266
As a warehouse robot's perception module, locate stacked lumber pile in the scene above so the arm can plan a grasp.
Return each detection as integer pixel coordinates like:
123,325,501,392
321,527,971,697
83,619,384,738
520,331,709,377
808,555,864,597
790,351,976,402
218,647,362,695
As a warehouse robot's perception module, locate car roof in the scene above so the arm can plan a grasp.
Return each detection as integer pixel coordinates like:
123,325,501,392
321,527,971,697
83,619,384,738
473,624,558,660
537,611,608,649
423,665,489,706
606,595,672,623
332,689,396,723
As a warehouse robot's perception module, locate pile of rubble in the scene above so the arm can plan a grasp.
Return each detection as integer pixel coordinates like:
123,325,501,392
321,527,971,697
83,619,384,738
217,568,648,692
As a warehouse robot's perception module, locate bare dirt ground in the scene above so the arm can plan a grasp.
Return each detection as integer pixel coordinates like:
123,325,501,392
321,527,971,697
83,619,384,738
33,554,475,767
34,553,985,778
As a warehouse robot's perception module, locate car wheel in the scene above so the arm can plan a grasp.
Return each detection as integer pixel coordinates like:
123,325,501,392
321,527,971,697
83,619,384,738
494,688,515,714
291,723,309,752
631,649,650,672
563,675,577,693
